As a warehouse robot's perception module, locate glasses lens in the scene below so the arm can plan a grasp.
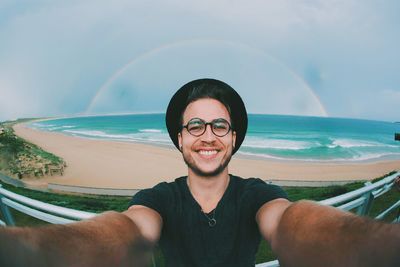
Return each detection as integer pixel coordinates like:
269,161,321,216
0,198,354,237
212,119,230,136
187,119,205,136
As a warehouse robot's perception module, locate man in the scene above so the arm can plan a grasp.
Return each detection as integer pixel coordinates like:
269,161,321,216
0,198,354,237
1,79,399,267
127,79,289,266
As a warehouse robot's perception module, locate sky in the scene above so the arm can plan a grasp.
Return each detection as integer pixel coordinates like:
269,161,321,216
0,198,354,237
0,0,399,122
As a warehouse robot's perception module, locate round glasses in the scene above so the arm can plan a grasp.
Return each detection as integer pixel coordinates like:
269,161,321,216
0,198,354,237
181,118,232,137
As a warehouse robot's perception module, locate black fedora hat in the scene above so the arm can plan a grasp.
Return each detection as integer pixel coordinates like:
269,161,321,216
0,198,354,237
166,78,248,155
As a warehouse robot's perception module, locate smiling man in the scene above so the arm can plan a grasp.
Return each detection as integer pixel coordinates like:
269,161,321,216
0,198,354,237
126,79,289,267
1,79,399,267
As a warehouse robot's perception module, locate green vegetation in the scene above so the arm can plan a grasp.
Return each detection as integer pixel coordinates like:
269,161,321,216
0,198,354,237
0,181,130,224
1,174,399,265
0,119,65,179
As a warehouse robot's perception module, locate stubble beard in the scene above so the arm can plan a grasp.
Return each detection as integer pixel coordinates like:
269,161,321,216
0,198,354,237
182,149,232,177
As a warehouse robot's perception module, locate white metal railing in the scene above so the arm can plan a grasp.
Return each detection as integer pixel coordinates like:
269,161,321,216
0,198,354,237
319,172,400,219
1,172,399,267
0,184,95,226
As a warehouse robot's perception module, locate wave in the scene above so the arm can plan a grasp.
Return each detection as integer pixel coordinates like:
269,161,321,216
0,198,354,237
63,129,135,140
238,151,400,162
350,152,400,161
32,123,75,131
242,138,315,150
62,129,171,144
139,129,162,133
331,139,389,148
32,123,57,128
243,137,397,151
129,138,172,145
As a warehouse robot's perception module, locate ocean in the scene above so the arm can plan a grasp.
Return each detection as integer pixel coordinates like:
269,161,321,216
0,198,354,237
28,114,400,162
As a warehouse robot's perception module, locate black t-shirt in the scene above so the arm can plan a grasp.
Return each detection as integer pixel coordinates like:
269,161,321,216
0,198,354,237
129,175,288,267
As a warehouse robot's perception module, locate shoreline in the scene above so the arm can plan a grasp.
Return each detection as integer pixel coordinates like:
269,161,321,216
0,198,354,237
25,118,400,165
12,123,400,190
27,117,400,165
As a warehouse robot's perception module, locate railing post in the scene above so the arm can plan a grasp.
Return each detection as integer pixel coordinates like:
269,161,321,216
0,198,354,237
395,207,400,223
356,182,374,216
0,184,15,226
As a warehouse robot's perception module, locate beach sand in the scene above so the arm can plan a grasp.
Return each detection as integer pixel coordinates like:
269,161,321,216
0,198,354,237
13,124,400,189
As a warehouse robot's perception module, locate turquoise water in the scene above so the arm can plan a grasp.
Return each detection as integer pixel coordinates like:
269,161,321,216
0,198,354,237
28,114,400,162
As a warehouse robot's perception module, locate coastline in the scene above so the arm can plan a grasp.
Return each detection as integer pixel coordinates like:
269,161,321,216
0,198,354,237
12,123,400,190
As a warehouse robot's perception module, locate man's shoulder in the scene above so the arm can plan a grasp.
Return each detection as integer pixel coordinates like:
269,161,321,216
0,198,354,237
230,174,267,186
129,176,187,210
229,175,288,212
230,174,287,195
145,176,187,192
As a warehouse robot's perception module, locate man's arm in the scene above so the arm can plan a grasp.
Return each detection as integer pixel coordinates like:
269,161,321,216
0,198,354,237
0,210,157,267
123,205,163,243
257,200,400,267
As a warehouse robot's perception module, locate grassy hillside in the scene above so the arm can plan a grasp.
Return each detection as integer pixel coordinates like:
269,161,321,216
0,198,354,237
0,119,65,179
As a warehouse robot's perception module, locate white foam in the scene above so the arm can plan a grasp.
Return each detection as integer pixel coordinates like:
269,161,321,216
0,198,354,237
34,124,58,129
238,151,400,162
63,129,133,140
242,138,314,150
139,129,162,133
332,139,386,148
238,151,288,160
61,129,171,145
47,126,68,131
126,135,170,143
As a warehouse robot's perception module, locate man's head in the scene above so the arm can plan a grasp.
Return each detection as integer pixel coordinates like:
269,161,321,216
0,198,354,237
166,79,248,177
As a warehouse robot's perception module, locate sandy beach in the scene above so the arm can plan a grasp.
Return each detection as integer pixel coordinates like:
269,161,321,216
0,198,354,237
13,124,400,190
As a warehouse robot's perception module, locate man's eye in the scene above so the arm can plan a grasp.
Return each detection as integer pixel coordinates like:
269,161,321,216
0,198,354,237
188,121,204,131
189,125,202,130
213,123,228,130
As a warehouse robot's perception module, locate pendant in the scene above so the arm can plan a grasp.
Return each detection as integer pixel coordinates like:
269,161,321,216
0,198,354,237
208,218,217,227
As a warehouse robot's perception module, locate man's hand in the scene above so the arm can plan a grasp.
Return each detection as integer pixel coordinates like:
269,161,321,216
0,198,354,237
0,211,153,267
124,205,163,243
256,198,291,249
273,200,400,267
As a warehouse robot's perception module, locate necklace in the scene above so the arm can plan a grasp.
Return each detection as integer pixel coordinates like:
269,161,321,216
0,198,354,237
202,209,217,227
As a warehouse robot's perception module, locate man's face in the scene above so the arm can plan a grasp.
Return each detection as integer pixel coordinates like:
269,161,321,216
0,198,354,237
178,98,236,177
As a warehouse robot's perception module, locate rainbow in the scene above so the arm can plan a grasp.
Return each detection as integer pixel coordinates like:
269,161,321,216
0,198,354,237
86,39,328,116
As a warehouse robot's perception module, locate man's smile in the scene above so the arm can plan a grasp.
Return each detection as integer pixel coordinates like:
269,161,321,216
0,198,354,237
197,149,219,159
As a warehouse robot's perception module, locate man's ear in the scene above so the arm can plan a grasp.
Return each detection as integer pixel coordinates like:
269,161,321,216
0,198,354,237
232,131,236,149
178,132,183,152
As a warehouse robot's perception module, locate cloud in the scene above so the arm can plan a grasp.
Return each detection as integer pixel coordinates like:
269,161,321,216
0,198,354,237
0,0,399,121
0,78,43,120
357,89,400,122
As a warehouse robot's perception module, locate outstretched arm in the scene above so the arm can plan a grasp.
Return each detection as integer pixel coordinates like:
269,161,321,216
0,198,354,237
257,200,400,267
0,211,154,267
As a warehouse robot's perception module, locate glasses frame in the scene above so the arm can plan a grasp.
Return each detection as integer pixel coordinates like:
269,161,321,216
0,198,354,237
181,118,232,137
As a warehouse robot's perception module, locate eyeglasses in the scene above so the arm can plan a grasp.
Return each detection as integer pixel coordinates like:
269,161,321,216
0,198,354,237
181,118,232,137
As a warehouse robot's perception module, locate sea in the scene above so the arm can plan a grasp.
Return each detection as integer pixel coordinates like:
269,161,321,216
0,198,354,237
28,114,400,163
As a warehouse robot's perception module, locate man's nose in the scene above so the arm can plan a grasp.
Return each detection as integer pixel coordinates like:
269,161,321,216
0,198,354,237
201,124,216,141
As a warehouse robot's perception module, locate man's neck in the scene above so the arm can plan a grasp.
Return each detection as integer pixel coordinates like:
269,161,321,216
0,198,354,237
187,169,230,213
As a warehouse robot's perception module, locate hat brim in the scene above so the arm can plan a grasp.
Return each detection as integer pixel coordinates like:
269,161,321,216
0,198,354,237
166,78,247,155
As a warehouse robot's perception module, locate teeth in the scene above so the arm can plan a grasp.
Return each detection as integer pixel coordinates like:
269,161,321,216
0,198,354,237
199,150,217,156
